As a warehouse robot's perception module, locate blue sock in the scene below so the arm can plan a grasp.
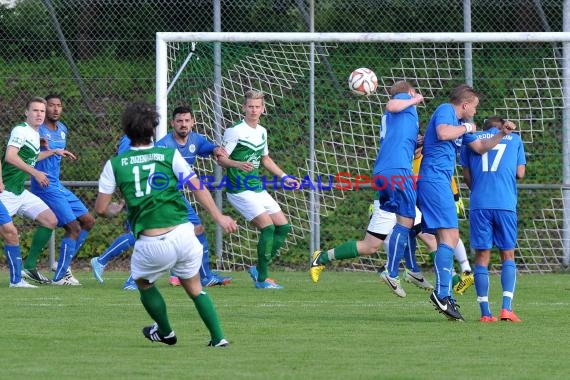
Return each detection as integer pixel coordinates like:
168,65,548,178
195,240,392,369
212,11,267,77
434,243,454,298
54,237,77,281
386,224,410,278
73,230,89,258
501,259,517,311
98,232,135,266
197,233,213,279
474,265,492,317
403,229,419,272
5,244,22,284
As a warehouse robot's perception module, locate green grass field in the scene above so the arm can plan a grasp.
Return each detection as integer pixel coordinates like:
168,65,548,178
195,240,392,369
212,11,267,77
1,270,569,380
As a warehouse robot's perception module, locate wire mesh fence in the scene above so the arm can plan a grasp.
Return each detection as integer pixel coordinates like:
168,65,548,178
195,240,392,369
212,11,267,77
0,0,567,272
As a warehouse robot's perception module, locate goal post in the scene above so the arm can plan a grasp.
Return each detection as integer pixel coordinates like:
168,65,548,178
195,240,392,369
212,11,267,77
156,31,570,273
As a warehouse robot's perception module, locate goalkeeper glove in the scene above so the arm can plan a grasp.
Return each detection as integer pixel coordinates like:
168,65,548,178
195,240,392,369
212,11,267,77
368,203,375,219
456,198,466,217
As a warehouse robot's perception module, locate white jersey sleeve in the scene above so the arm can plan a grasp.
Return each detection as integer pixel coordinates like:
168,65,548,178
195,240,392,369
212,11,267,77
8,125,29,149
222,127,239,155
98,160,116,194
172,149,196,184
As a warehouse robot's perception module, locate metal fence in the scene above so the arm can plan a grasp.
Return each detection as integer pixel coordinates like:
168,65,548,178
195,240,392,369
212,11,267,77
0,0,567,271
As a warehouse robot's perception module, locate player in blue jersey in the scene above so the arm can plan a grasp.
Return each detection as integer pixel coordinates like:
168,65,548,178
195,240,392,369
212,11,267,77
460,116,525,322
155,106,231,287
371,80,425,297
417,84,516,321
24,94,96,286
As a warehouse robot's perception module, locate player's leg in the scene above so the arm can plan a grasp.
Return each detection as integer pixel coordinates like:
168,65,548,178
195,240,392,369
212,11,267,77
469,209,496,321
63,187,95,257
91,231,135,283
174,223,227,347
418,181,463,320
495,210,521,322
401,224,434,291
452,238,474,294
134,230,178,345
228,191,281,288
0,208,34,287
310,200,388,283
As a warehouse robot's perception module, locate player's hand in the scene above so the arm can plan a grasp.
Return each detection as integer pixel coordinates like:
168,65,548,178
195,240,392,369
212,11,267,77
502,120,517,134
455,198,466,217
33,170,49,187
213,146,228,162
54,149,77,160
0,180,4,193
105,199,125,218
216,215,238,233
283,176,300,190
412,93,424,105
40,138,49,150
238,162,255,172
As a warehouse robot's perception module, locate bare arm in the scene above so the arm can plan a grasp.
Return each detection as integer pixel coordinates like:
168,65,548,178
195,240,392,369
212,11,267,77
5,146,49,187
95,194,124,218
188,176,238,233
261,155,299,189
516,164,525,179
462,167,472,190
38,149,77,161
385,93,424,113
217,156,255,172
436,123,473,141
468,121,516,155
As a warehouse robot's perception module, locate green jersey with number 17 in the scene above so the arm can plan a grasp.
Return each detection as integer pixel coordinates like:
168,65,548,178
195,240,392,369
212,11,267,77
106,146,188,238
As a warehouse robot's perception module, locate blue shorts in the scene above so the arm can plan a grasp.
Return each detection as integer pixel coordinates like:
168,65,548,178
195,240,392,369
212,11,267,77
373,168,417,219
469,209,517,250
417,180,458,233
0,201,13,226
182,195,202,226
33,185,88,227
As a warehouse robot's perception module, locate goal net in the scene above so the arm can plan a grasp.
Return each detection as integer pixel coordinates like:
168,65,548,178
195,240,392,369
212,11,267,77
157,33,570,274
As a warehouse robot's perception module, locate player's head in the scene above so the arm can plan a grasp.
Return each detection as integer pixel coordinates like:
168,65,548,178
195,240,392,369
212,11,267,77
25,96,47,127
243,90,265,124
450,84,480,121
171,106,194,138
483,115,506,131
389,80,415,97
45,94,63,123
122,102,159,146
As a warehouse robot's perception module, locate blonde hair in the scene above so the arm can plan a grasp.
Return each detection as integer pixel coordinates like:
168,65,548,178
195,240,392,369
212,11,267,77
244,90,265,104
449,84,479,105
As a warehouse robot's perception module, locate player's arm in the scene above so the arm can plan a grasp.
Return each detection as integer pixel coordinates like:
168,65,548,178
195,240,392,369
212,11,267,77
436,123,475,141
516,165,525,179
468,120,517,155
261,155,299,189
174,151,237,233
462,167,472,190
95,160,125,218
4,146,49,187
196,134,228,161
385,93,423,113
38,149,76,161
216,128,253,171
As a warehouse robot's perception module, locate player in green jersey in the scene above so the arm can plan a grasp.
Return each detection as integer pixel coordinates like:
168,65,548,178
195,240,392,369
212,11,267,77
218,90,299,289
95,102,238,347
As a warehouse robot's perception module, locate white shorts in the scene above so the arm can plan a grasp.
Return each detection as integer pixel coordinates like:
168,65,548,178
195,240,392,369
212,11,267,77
0,189,50,220
130,223,202,283
227,190,281,222
367,200,422,235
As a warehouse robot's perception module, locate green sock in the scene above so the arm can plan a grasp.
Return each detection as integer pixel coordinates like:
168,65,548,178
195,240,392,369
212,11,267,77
270,224,291,260
139,285,172,336
24,226,53,270
429,251,436,264
257,225,275,282
320,240,359,265
193,291,224,344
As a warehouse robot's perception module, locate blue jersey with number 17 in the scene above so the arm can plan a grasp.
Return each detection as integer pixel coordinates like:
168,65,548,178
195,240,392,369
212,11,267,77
460,127,526,211
372,93,418,174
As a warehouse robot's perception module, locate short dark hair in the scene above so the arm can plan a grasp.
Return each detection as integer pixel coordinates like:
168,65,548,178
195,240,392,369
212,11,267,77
483,116,505,131
45,94,62,102
449,84,480,105
172,106,193,119
122,102,159,146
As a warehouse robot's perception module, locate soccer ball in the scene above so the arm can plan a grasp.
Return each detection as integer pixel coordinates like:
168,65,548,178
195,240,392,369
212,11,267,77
348,68,378,96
